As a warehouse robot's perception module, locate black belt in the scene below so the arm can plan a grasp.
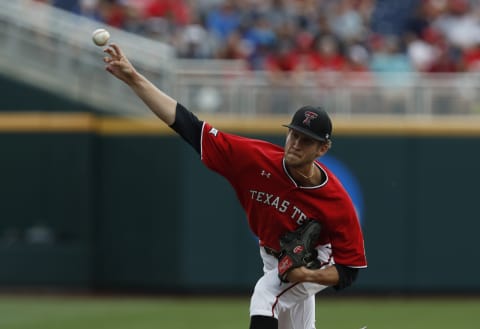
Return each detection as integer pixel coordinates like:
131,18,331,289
264,246,281,258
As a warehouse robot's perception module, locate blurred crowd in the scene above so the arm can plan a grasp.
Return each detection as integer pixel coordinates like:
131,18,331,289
35,0,480,74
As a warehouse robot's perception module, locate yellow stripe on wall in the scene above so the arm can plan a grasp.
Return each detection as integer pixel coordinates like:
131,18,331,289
0,112,96,132
0,112,480,136
98,116,173,135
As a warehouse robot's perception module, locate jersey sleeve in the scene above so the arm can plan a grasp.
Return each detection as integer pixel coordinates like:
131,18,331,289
200,122,249,179
330,204,367,268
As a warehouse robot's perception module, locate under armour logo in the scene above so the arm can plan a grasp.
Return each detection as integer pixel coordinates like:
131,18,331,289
302,111,318,126
261,170,271,178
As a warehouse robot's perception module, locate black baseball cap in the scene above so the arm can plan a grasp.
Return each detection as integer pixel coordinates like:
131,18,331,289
283,105,332,142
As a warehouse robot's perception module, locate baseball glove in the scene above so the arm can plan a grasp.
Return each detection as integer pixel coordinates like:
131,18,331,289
277,219,322,283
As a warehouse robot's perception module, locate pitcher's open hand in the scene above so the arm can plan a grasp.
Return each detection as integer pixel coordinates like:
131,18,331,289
103,44,137,85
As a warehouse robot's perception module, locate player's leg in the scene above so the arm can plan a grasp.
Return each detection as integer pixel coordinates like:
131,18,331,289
295,295,316,329
249,248,284,329
250,248,285,318
250,267,327,328
278,295,316,329
250,270,320,329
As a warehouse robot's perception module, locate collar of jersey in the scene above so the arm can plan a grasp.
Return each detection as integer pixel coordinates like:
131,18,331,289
282,158,329,189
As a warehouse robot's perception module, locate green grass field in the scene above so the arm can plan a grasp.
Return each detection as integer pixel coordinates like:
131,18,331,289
0,295,479,329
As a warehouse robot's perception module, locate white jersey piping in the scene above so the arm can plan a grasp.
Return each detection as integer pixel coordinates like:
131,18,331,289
282,158,329,189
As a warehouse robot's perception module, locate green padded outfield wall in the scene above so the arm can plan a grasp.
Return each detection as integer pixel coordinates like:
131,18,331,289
0,132,95,286
92,135,184,291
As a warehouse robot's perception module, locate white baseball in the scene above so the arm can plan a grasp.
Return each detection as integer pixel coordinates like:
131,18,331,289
92,28,110,46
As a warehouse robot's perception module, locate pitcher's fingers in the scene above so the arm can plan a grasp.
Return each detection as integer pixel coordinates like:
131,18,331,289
110,44,123,57
104,47,116,58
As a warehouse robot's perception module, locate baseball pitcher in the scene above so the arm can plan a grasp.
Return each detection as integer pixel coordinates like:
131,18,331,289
103,44,367,329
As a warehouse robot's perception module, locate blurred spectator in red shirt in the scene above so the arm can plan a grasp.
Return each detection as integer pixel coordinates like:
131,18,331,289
311,34,346,72
291,30,319,71
461,41,480,72
427,46,462,72
216,29,250,61
145,0,190,26
421,26,463,73
265,40,300,74
103,1,128,28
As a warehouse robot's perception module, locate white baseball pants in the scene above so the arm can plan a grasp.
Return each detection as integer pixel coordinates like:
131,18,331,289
249,247,331,329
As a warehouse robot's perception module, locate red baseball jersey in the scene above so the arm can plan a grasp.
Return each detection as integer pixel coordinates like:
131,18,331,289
200,122,367,268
